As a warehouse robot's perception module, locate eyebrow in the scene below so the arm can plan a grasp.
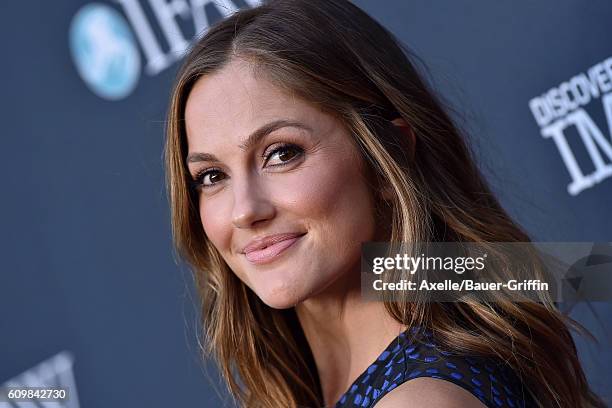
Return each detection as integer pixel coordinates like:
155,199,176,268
185,119,312,165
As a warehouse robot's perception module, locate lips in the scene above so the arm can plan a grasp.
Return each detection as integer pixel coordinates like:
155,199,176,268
242,233,305,264
242,233,304,253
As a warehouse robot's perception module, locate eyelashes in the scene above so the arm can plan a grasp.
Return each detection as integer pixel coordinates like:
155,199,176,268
190,143,305,191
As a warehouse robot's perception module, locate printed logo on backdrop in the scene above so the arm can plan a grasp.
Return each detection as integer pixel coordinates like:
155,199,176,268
1,351,80,407
68,0,262,100
529,56,612,196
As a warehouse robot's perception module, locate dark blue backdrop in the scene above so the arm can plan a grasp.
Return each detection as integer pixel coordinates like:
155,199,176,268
1,1,610,407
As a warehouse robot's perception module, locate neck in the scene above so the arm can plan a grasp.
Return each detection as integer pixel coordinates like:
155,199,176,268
295,269,407,407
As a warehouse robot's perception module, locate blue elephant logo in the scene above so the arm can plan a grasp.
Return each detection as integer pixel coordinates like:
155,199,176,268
69,3,141,100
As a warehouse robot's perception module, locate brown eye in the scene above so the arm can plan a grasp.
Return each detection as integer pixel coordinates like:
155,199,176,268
264,144,304,167
205,171,226,185
194,168,226,189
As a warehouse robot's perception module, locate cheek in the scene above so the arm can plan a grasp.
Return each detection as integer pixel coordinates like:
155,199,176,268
199,195,233,252
277,158,376,245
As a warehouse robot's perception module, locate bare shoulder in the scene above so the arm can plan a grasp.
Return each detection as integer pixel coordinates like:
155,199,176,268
374,377,489,408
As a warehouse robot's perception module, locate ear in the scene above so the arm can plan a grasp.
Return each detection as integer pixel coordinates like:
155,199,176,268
390,117,416,160
379,182,395,202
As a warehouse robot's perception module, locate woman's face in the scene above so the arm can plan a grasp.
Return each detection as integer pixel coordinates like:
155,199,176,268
184,59,377,309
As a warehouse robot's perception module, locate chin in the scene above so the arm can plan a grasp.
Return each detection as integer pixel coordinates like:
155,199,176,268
255,281,306,310
259,297,297,310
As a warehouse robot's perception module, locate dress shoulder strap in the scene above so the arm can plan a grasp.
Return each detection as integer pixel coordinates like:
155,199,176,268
335,328,533,408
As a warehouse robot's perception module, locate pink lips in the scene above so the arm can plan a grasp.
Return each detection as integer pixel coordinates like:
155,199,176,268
243,233,304,264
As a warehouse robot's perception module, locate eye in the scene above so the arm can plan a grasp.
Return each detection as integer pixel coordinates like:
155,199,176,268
192,168,226,190
263,143,304,167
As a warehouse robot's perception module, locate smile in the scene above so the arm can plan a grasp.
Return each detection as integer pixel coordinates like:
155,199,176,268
244,234,305,265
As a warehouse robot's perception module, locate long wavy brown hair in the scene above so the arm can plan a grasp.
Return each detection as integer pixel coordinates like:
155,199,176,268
164,1,606,407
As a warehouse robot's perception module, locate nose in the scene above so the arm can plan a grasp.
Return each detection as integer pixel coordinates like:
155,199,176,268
231,177,276,229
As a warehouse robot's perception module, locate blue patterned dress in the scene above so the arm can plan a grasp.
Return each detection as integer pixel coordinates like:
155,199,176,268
334,327,534,407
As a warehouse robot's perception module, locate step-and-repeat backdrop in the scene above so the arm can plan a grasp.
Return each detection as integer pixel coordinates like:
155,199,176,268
1,1,610,406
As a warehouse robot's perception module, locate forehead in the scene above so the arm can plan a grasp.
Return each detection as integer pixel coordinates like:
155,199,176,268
184,59,326,144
